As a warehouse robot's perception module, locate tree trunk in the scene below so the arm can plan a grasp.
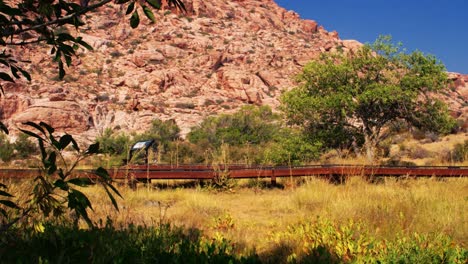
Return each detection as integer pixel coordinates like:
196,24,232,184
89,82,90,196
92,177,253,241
364,134,378,164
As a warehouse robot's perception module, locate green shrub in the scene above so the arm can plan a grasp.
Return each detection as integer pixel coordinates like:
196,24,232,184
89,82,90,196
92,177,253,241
133,119,180,151
164,141,205,164
0,133,14,162
95,120,182,164
447,140,468,162
265,129,321,165
188,105,281,148
187,105,285,164
186,105,323,165
95,128,131,156
131,119,181,164
14,133,39,159
0,133,39,161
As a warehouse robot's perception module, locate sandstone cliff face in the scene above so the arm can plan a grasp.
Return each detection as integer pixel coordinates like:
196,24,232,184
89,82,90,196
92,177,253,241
447,73,468,131
0,0,466,142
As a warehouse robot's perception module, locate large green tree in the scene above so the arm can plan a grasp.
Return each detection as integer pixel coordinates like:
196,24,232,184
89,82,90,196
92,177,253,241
281,36,455,161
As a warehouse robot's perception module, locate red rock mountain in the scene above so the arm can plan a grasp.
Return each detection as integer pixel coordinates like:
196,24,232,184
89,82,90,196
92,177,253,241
1,0,466,142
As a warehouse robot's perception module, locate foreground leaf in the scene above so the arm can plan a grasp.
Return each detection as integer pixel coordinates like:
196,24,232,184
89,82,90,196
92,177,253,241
68,178,94,187
146,0,161,9
143,5,156,23
0,122,8,134
103,185,120,211
130,10,140,28
0,200,20,209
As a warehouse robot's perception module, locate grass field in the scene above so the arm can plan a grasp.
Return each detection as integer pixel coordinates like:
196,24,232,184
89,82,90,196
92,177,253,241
87,177,468,244
2,175,467,263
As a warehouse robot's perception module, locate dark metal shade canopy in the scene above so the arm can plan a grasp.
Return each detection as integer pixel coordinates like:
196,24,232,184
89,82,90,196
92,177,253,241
131,140,155,151
129,140,155,164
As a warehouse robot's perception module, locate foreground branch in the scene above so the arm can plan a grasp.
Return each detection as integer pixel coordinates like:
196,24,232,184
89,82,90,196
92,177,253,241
1,0,113,38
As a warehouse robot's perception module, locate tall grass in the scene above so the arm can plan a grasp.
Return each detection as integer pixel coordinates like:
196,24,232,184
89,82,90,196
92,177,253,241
80,177,468,248
2,177,467,263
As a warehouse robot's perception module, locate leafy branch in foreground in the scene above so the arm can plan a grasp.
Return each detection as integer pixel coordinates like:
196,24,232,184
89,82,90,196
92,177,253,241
0,122,122,233
0,0,185,83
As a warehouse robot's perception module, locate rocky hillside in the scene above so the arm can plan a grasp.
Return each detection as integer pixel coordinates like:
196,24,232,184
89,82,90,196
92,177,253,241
0,0,466,143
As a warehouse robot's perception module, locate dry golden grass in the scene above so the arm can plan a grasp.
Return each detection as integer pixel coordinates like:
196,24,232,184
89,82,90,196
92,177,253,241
315,133,468,166
65,176,468,254
391,133,468,166
423,133,468,153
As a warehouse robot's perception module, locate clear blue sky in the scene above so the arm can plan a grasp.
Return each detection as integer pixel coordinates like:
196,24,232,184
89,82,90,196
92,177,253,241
275,0,468,74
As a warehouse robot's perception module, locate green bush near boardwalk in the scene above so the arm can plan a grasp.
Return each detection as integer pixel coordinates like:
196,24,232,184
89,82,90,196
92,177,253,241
0,133,38,162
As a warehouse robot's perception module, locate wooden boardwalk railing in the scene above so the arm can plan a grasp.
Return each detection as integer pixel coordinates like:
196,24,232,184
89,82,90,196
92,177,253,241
1,165,467,184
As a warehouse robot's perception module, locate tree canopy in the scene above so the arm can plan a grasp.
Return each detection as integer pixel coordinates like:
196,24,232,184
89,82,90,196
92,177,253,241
281,36,455,161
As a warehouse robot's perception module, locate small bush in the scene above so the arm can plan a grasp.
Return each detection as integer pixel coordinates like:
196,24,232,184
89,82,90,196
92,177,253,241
424,132,439,142
408,145,431,159
14,133,39,159
411,128,427,140
95,128,131,157
133,119,181,155
110,50,123,58
446,140,468,162
95,120,182,164
175,102,195,109
96,93,110,102
378,139,392,158
0,133,14,162
265,129,322,165
188,105,281,148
